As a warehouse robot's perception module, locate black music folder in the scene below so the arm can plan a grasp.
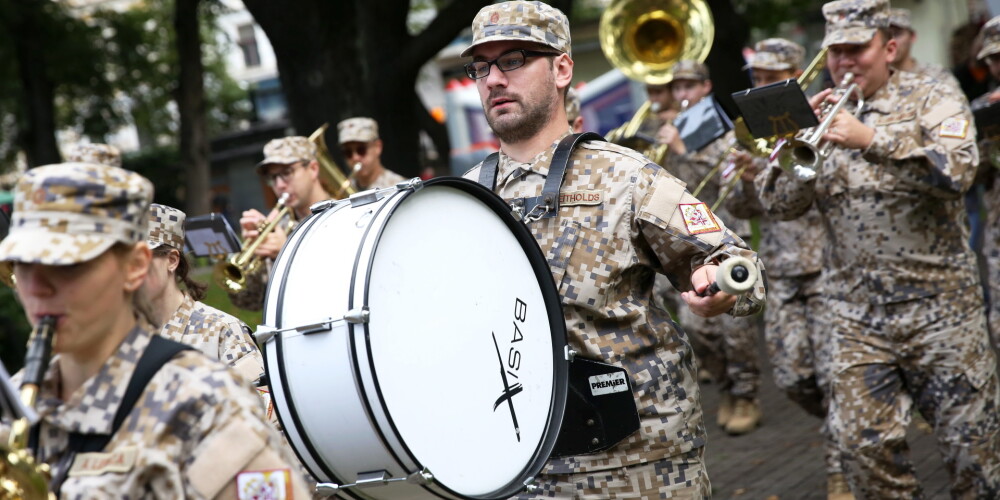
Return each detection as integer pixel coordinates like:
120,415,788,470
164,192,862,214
675,95,734,152
184,213,241,257
731,79,818,139
974,100,1000,140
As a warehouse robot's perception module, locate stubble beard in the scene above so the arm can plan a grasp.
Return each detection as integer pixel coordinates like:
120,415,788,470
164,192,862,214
486,79,558,144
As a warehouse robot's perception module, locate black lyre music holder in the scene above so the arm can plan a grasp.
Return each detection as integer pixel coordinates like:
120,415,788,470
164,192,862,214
731,78,819,139
973,100,1000,140
675,94,734,152
183,213,242,257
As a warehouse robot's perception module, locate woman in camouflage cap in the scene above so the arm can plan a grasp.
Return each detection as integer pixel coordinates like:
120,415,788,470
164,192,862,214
0,162,310,498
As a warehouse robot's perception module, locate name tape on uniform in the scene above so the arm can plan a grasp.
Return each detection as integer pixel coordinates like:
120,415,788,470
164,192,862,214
559,190,603,207
589,372,629,396
68,447,138,477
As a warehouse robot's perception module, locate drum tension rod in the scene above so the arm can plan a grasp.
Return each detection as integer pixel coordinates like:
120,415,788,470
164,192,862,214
314,468,434,496
255,308,370,343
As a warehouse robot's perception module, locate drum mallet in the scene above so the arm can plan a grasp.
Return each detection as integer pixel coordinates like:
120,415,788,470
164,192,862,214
697,256,757,297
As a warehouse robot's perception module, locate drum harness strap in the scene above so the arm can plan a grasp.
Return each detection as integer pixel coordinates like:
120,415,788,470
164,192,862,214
478,132,604,223
30,335,192,495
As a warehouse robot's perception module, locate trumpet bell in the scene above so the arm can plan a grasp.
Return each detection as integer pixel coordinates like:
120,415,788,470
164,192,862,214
599,0,714,85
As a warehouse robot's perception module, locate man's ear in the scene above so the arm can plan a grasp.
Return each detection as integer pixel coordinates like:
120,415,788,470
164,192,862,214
703,80,713,94
124,242,152,293
554,53,574,89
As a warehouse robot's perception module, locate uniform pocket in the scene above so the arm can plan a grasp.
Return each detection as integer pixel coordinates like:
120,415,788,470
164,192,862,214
546,220,617,311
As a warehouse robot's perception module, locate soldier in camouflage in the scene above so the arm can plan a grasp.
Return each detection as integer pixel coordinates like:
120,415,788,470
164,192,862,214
725,37,852,500
462,1,766,496
229,136,333,311
888,8,963,91
138,204,272,409
65,142,123,168
337,117,406,191
971,16,1000,352
0,162,309,499
756,0,1000,497
565,86,583,133
656,59,765,436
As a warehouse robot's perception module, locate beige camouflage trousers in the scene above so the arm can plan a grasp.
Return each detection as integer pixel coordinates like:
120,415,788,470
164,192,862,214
679,298,762,400
825,287,1000,499
764,273,843,475
518,449,710,499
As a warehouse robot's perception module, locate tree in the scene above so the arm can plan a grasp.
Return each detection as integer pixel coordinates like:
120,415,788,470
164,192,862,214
242,0,501,177
175,0,211,215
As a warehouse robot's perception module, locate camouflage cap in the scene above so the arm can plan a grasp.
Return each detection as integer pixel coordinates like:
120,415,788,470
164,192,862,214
821,0,889,48
462,1,571,57
256,136,317,173
977,16,1000,60
65,143,122,168
746,38,805,71
565,86,581,123
888,8,911,30
670,60,710,82
0,163,153,265
147,204,185,250
337,117,380,144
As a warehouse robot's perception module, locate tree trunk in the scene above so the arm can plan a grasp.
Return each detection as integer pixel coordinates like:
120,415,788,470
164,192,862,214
174,0,211,215
243,0,490,178
0,0,61,167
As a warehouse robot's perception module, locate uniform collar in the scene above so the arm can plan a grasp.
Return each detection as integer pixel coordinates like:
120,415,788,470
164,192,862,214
38,325,153,435
496,131,573,183
858,68,900,117
163,294,196,335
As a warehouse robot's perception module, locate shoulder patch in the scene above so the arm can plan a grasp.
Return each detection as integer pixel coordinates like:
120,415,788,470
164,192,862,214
939,117,969,139
679,203,722,235
237,469,293,500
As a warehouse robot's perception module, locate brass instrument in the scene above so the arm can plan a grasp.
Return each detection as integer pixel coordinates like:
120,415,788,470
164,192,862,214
1,315,57,500
776,71,865,181
213,193,293,293
0,263,12,289
695,48,832,208
600,0,714,164
308,124,360,199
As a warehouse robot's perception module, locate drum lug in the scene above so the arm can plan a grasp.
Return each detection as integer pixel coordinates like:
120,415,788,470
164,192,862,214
310,198,346,214
356,470,391,488
565,345,577,361
350,189,387,207
314,483,341,497
344,307,370,324
523,477,539,494
406,468,434,485
396,177,424,191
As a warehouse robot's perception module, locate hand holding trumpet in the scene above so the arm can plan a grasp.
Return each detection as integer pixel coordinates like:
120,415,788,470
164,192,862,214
810,88,875,151
239,207,288,260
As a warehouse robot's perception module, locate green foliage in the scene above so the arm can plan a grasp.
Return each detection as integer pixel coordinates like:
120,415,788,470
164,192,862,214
191,265,263,329
732,0,824,36
123,146,185,207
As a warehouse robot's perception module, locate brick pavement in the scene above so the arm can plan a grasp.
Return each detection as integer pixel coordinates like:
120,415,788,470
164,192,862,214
699,338,952,499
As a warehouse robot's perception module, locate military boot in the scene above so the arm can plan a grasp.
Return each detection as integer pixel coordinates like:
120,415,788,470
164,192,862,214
716,392,733,428
827,473,855,500
724,397,761,435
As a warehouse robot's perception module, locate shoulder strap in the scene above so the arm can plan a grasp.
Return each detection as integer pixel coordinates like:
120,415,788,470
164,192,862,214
477,152,500,191
540,132,603,217
51,336,192,493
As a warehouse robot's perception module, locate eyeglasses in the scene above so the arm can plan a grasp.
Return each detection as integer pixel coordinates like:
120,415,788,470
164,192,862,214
341,143,368,158
264,162,304,187
464,49,560,80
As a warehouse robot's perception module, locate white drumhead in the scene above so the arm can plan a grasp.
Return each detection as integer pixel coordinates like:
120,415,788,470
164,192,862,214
363,184,557,497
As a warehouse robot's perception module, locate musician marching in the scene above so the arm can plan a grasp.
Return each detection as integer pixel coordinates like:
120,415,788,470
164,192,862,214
971,16,1000,353
756,0,1000,496
887,8,962,91
229,136,333,311
656,59,764,436
337,117,406,191
462,1,766,496
722,38,851,499
0,161,310,498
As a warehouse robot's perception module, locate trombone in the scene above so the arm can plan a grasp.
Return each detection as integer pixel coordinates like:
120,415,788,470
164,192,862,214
309,124,360,200
600,0,714,165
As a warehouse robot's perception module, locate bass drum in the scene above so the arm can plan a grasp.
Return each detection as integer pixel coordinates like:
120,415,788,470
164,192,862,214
261,177,568,499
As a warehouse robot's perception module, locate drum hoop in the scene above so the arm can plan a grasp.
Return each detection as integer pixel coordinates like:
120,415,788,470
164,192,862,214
266,207,348,486
354,177,569,499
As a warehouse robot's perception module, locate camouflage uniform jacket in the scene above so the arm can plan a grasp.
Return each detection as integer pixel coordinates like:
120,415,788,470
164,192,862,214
664,129,753,238
160,294,263,384
724,155,825,277
227,212,298,312
355,167,406,191
756,69,980,304
465,134,765,473
910,59,962,93
1,326,310,499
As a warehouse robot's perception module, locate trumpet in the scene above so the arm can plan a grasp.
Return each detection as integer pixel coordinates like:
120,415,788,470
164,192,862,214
213,193,293,293
1,315,57,500
776,72,865,181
